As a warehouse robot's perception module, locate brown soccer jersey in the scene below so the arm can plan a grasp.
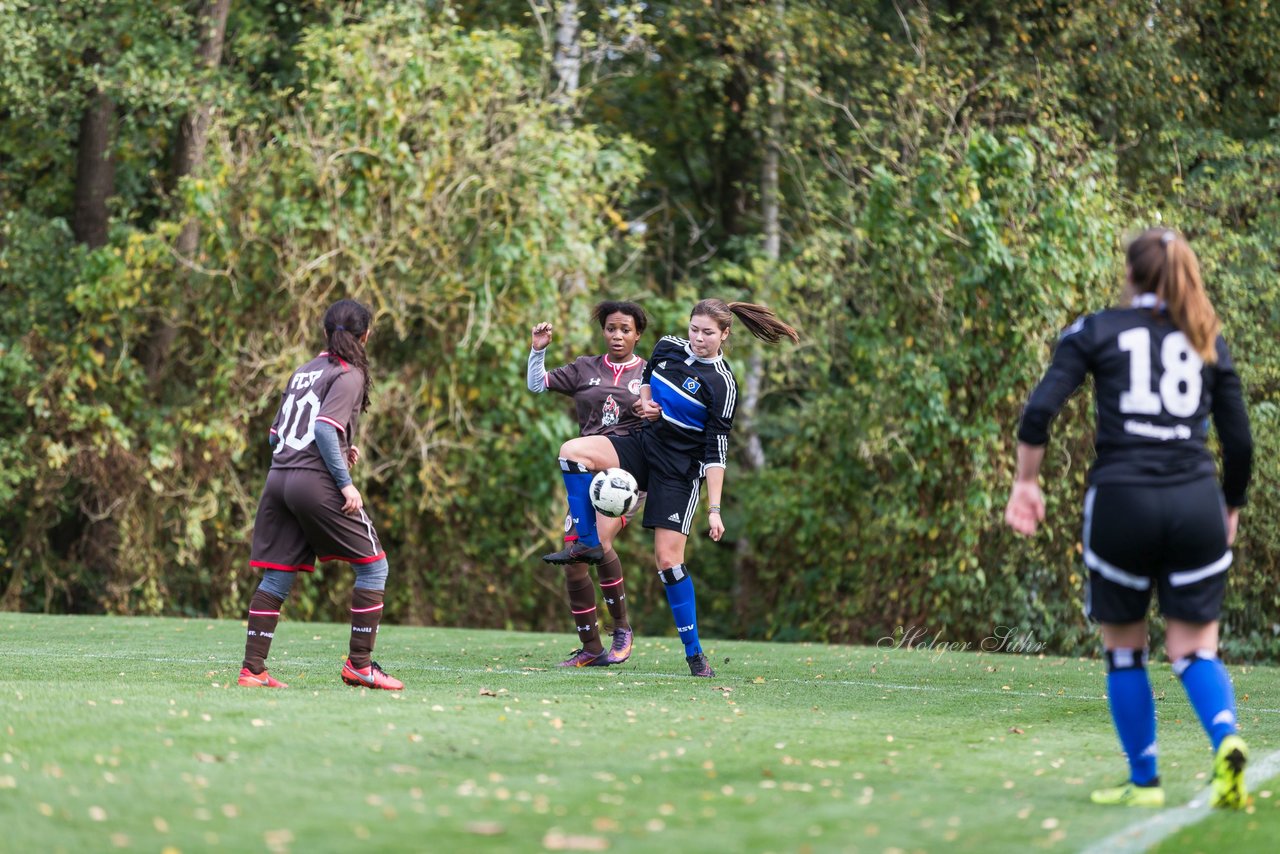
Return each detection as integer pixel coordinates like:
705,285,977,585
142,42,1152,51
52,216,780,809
545,354,646,437
268,352,363,475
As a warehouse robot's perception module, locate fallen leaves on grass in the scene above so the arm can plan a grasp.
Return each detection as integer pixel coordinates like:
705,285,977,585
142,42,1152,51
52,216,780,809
264,828,294,853
466,821,505,836
1009,727,1024,735
542,830,609,850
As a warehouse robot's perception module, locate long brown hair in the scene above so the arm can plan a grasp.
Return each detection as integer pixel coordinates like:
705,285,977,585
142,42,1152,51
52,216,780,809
691,299,799,344
1126,228,1220,363
323,299,373,410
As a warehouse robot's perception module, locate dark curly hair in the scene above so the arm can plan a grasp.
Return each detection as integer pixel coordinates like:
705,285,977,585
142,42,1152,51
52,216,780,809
591,301,648,334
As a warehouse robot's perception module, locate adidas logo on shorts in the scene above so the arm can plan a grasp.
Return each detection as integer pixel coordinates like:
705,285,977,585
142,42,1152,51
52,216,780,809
668,512,681,523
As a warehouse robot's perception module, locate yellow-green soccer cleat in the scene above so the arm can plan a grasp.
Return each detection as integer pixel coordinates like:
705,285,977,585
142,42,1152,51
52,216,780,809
1090,782,1166,807
1210,734,1249,809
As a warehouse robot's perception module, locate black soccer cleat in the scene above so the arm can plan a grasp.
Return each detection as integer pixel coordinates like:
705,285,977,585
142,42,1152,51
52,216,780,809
687,652,715,678
542,540,606,565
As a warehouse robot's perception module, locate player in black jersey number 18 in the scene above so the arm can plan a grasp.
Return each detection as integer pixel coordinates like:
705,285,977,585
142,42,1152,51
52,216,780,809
1006,229,1254,808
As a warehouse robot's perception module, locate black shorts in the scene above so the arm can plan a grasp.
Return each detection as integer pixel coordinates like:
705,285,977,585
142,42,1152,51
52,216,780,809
250,467,385,572
1082,478,1231,625
609,428,702,535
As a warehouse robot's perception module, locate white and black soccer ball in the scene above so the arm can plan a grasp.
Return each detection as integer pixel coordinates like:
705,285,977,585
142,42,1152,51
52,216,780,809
590,467,639,518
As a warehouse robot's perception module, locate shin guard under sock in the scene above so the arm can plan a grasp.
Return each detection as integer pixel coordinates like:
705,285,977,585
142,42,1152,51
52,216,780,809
1175,651,1239,751
1106,647,1159,786
596,548,629,629
565,565,602,653
243,590,285,674
348,588,385,669
559,458,600,548
660,564,701,657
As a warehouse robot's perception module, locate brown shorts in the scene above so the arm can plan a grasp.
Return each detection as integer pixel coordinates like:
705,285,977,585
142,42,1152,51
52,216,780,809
250,467,385,572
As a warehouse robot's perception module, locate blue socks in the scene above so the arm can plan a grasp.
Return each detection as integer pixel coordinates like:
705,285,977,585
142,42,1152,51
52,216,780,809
660,564,701,657
1106,648,1159,786
1175,652,1238,751
559,458,600,548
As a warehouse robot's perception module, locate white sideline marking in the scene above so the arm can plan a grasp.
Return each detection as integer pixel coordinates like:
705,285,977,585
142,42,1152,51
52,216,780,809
1080,748,1280,854
17,651,1280,715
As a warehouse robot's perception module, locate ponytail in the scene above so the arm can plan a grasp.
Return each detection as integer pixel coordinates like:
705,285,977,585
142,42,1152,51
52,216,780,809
1125,229,1220,364
322,298,374,410
691,298,800,344
1161,238,1220,363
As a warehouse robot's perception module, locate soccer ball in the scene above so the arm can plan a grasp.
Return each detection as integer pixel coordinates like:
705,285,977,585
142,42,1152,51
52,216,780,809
590,467,639,518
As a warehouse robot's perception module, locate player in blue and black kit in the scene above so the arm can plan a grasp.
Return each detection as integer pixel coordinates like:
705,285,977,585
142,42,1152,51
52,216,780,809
545,299,799,677
1006,228,1253,809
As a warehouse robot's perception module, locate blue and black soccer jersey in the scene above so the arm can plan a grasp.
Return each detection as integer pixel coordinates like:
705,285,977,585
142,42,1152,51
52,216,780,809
1017,298,1252,506
643,335,738,475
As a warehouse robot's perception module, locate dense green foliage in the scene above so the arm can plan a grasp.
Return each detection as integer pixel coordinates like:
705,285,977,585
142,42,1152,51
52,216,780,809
2,2,1278,658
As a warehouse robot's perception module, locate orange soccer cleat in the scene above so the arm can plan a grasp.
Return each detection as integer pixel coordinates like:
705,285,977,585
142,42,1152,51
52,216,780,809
238,667,288,688
341,659,405,691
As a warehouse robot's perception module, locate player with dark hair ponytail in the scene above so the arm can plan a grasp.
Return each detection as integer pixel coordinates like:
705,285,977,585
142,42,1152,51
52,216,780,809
545,298,798,677
1006,228,1253,809
323,298,374,411
239,297,404,691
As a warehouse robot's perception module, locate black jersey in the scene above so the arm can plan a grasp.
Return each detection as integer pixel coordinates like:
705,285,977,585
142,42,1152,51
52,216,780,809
1017,300,1252,506
643,335,738,474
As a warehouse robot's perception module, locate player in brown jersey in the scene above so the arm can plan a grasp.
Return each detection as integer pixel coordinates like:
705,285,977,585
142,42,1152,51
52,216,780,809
529,301,649,667
238,299,403,690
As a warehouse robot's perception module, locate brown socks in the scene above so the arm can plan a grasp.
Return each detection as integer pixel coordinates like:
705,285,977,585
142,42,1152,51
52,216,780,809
564,563,603,653
596,548,630,630
242,590,284,674
348,588,386,669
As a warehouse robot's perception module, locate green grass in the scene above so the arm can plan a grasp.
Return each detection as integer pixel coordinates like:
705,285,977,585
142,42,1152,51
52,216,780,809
2,613,1278,853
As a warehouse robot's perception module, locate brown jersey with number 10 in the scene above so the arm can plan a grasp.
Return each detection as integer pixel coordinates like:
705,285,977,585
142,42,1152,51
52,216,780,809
268,352,364,475
545,354,646,438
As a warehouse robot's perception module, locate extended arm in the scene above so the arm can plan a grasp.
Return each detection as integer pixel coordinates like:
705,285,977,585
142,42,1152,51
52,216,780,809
527,346,548,393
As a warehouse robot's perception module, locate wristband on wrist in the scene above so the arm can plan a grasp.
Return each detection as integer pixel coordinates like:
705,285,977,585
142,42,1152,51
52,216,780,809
709,504,722,514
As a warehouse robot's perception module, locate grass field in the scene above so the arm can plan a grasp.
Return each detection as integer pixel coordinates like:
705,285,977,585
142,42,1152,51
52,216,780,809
2,613,1278,853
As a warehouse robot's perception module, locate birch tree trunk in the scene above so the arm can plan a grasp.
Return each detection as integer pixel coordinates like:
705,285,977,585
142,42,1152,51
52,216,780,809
733,0,787,628
551,1,587,293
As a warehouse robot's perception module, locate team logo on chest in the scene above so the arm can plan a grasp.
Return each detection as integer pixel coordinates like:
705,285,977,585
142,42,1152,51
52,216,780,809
601,394,620,427
628,379,641,395
682,376,701,395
